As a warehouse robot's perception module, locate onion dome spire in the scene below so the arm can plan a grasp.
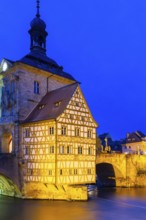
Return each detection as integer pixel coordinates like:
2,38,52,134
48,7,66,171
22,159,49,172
36,0,40,18
28,0,48,54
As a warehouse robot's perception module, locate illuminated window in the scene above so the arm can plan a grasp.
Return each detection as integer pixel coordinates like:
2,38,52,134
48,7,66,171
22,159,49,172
59,146,65,154
87,130,92,138
76,102,79,107
70,114,73,119
88,147,93,155
81,116,84,121
50,146,54,154
49,127,54,135
87,169,92,175
37,169,41,175
38,104,45,110
61,126,67,135
67,146,72,154
78,146,83,154
69,169,73,175
34,81,39,94
75,127,80,137
76,115,80,120
54,101,62,107
48,170,52,176
74,169,78,175
25,128,30,137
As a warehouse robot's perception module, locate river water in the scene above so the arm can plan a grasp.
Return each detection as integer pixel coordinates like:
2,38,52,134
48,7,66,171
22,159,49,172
0,188,146,220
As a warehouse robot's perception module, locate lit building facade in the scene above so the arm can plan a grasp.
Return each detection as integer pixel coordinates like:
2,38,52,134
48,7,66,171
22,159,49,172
122,131,146,154
0,1,97,200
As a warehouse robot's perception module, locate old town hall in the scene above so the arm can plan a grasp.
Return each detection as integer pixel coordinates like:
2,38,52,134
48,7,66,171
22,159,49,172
0,1,97,200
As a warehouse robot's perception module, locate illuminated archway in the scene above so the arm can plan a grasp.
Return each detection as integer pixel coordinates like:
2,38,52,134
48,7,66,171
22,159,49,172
0,175,21,197
1,132,13,153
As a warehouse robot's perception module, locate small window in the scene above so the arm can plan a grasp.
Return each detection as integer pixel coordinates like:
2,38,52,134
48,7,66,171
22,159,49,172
76,102,79,107
87,130,92,138
25,128,30,137
70,114,73,119
59,146,65,154
81,116,84,121
49,127,54,135
54,101,62,107
60,169,63,175
75,127,80,137
50,146,54,154
48,170,52,176
78,146,83,154
67,146,72,154
34,81,39,94
74,169,78,175
88,147,93,155
61,126,67,135
69,169,72,175
87,169,92,175
38,104,45,110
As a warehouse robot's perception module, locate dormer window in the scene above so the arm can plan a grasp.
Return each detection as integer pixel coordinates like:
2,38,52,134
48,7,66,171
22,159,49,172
34,81,39,94
54,101,62,107
38,104,45,110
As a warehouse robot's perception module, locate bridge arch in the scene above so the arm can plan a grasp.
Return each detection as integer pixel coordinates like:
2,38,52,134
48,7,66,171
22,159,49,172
96,162,125,187
0,174,21,197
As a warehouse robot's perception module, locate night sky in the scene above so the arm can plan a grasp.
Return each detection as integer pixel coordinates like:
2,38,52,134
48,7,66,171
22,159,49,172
0,0,146,140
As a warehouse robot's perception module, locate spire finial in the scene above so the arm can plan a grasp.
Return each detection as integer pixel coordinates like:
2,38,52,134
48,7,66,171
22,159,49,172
36,0,40,18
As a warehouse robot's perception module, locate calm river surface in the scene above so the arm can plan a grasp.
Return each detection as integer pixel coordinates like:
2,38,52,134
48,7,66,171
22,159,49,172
0,188,146,220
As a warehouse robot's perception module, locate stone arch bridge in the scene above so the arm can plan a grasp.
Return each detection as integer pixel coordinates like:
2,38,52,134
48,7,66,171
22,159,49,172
96,153,146,187
0,153,146,197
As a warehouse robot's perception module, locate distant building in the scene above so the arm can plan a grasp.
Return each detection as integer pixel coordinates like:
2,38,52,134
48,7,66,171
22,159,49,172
122,131,146,154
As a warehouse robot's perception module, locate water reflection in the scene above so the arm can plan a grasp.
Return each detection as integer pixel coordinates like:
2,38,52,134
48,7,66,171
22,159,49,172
0,188,146,220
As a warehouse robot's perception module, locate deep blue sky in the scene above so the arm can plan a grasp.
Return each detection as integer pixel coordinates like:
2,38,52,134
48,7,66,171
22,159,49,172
1,0,146,140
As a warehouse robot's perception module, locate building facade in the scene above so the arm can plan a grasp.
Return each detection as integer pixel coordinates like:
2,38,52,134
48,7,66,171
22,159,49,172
0,1,97,200
122,131,146,154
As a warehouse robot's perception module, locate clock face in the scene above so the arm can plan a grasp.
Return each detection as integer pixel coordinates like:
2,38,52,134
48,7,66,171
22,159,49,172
2,62,8,72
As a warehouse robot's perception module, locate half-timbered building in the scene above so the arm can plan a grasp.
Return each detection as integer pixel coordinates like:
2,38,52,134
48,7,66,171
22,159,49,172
0,1,97,200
